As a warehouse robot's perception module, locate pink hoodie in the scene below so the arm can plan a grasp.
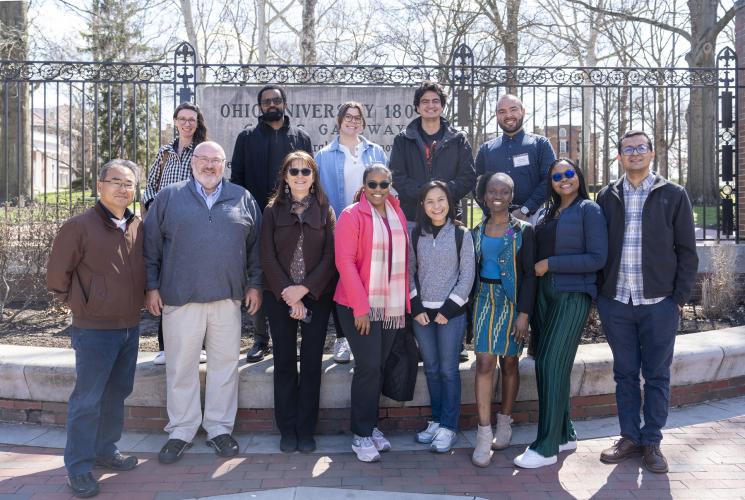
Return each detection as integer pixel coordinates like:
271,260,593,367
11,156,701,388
334,194,411,318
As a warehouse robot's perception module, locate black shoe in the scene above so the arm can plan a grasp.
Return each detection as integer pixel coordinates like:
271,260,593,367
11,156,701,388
206,433,239,458
280,433,298,453
297,436,316,453
66,472,99,498
459,348,469,363
246,344,269,363
158,439,192,464
94,451,138,471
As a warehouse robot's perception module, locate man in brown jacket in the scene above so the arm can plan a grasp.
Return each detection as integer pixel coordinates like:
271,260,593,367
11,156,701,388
47,159,145,498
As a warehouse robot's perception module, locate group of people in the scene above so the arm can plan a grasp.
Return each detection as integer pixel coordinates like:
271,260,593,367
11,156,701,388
47,80,698,499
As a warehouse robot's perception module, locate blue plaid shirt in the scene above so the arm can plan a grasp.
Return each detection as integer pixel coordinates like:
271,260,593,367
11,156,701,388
614,173,665,305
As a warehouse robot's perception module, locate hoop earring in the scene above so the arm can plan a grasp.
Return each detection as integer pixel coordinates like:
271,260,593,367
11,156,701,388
284,183,289,195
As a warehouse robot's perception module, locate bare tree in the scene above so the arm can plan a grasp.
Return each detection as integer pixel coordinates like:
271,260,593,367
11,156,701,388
300,0,317,64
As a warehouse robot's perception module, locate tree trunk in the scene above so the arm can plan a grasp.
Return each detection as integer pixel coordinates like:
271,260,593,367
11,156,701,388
654,85,668,178
0,0,31,205
257,0,267,64
503,0,520,93
300,0,317,65
684,0,719,203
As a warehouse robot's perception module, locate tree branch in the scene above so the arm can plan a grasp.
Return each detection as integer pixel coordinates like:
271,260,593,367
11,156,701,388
567,0,691,41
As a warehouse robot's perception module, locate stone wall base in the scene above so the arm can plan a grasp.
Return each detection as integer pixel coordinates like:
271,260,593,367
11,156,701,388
3,375,744,434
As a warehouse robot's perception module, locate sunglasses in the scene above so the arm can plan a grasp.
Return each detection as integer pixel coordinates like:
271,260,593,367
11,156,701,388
551,169,576,182
288,167,312,177
366,181,390,190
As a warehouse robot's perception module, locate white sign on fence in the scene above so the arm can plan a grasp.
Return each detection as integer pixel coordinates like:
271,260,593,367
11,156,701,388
200,86,418,165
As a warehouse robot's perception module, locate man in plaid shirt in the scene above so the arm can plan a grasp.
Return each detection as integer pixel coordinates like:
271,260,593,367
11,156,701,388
595,130,698,475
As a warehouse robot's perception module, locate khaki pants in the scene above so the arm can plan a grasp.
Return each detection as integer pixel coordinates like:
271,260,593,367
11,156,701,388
162,299,241,442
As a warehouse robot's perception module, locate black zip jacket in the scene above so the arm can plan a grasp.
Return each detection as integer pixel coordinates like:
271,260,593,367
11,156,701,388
389,117,476,220
230,115,312,210
596,174,698,306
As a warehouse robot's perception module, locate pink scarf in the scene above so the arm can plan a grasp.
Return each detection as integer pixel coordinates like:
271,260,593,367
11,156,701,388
368,199,407,329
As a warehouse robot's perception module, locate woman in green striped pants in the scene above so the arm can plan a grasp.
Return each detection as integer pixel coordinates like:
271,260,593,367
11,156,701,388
513,158,608,469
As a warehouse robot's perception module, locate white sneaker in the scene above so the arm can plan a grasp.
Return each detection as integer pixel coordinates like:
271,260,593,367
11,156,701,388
416,421,440,444
333,338,352,363
199,350,207,363
352,435,380,462
371,427,391,452
513,447,557,468
430,427,457,453
153,351,166,365
559,440,578,452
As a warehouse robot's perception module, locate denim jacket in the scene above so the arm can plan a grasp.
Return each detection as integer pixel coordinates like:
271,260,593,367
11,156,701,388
315,136,388,218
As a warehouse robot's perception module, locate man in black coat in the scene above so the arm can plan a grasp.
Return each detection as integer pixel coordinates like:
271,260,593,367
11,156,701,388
389,81,476,224
230,84,313,362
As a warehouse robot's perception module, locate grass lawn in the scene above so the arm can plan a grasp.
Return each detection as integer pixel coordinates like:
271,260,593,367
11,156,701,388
692,205,721,228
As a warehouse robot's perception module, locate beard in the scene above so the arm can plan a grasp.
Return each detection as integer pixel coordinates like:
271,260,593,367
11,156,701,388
263,108,284,122
498,116,524,134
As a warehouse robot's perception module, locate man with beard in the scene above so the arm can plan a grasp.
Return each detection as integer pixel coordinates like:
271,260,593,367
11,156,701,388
475,94,556,223
145,141,262,463
231,85,312,362
474,94,556,358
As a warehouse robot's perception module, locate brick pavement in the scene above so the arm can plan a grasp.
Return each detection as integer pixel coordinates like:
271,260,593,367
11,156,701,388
1,412,744,500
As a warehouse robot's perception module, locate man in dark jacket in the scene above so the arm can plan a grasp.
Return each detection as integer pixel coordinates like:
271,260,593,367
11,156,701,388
47,159,144,498
389,80,476,223
230,84,312,361
596,130,698,475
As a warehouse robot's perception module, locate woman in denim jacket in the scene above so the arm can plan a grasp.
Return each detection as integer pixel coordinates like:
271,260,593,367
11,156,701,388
513,158,607,469
316,101,388,363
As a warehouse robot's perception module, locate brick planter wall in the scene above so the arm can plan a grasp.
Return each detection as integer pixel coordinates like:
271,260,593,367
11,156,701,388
3,375,744,434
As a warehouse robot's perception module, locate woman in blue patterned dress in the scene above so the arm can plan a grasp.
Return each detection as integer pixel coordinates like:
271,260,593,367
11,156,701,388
470,172,536,467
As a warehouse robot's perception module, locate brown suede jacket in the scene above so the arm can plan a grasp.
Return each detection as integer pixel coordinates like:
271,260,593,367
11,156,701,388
46,202,145,329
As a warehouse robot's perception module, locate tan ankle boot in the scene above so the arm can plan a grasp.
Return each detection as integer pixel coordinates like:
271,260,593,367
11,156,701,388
471,424,493,467
492,413,513,450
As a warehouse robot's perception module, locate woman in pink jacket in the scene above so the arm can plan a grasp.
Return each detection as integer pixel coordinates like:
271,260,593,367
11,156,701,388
334,163,411,463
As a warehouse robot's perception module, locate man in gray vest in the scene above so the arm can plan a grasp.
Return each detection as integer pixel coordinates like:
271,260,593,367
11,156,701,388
144,141,262,464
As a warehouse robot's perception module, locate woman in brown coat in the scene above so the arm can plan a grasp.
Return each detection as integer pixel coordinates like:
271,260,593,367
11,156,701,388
260,151,336,454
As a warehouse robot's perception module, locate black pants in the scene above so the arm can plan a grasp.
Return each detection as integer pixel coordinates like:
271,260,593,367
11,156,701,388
336,304,396,437
331,305,345,339
264,291,332,438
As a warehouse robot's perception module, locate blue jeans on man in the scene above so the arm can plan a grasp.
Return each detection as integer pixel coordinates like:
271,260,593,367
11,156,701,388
411,313,466,431
65,326,140,475
597,296,679,445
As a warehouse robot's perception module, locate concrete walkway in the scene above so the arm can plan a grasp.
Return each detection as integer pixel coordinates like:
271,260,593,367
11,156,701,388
1,396,744,499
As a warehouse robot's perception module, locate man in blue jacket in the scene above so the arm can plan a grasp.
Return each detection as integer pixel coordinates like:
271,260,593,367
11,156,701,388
596,130,698,474
475,94,556,222
145,141,263,464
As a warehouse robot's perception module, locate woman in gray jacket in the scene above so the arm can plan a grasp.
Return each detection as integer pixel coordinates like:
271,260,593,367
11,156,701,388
409,181,475,453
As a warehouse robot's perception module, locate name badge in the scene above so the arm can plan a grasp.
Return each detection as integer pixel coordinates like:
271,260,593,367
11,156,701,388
513,153,530,167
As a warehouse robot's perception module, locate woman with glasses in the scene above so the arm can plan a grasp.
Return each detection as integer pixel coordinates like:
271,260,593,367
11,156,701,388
316,101,388,363
513,158,607,469
260,151,336,453
142,102,208,366
334,164,410,463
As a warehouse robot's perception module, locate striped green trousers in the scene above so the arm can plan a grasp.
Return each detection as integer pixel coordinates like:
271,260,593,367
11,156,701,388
529,274,591,457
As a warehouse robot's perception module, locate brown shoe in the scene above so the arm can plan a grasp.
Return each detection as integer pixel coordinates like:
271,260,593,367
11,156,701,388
600,437,642,464
642,444,669,473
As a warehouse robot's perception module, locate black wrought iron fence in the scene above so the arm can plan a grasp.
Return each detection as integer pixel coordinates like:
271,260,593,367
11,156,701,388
0,42,739,242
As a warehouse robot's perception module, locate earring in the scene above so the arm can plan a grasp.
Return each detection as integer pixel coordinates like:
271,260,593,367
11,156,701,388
284,183,289,194
310,184,315,194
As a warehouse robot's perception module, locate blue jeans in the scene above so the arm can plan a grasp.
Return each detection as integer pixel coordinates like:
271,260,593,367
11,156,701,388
597,296,678,445
412,313,466,431
65,326,139,475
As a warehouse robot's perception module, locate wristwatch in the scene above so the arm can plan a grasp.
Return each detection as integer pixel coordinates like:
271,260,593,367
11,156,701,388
519,206,530,216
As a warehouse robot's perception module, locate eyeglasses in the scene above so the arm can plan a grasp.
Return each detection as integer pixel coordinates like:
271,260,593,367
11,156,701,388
288,167,312,177
176,117,197,125
621,144,651,156
343,114,363,123
260,97,285,106
551,169,576,182
193,156,225,167
419,98,441,106
366,181,390,190
100,180,135,191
